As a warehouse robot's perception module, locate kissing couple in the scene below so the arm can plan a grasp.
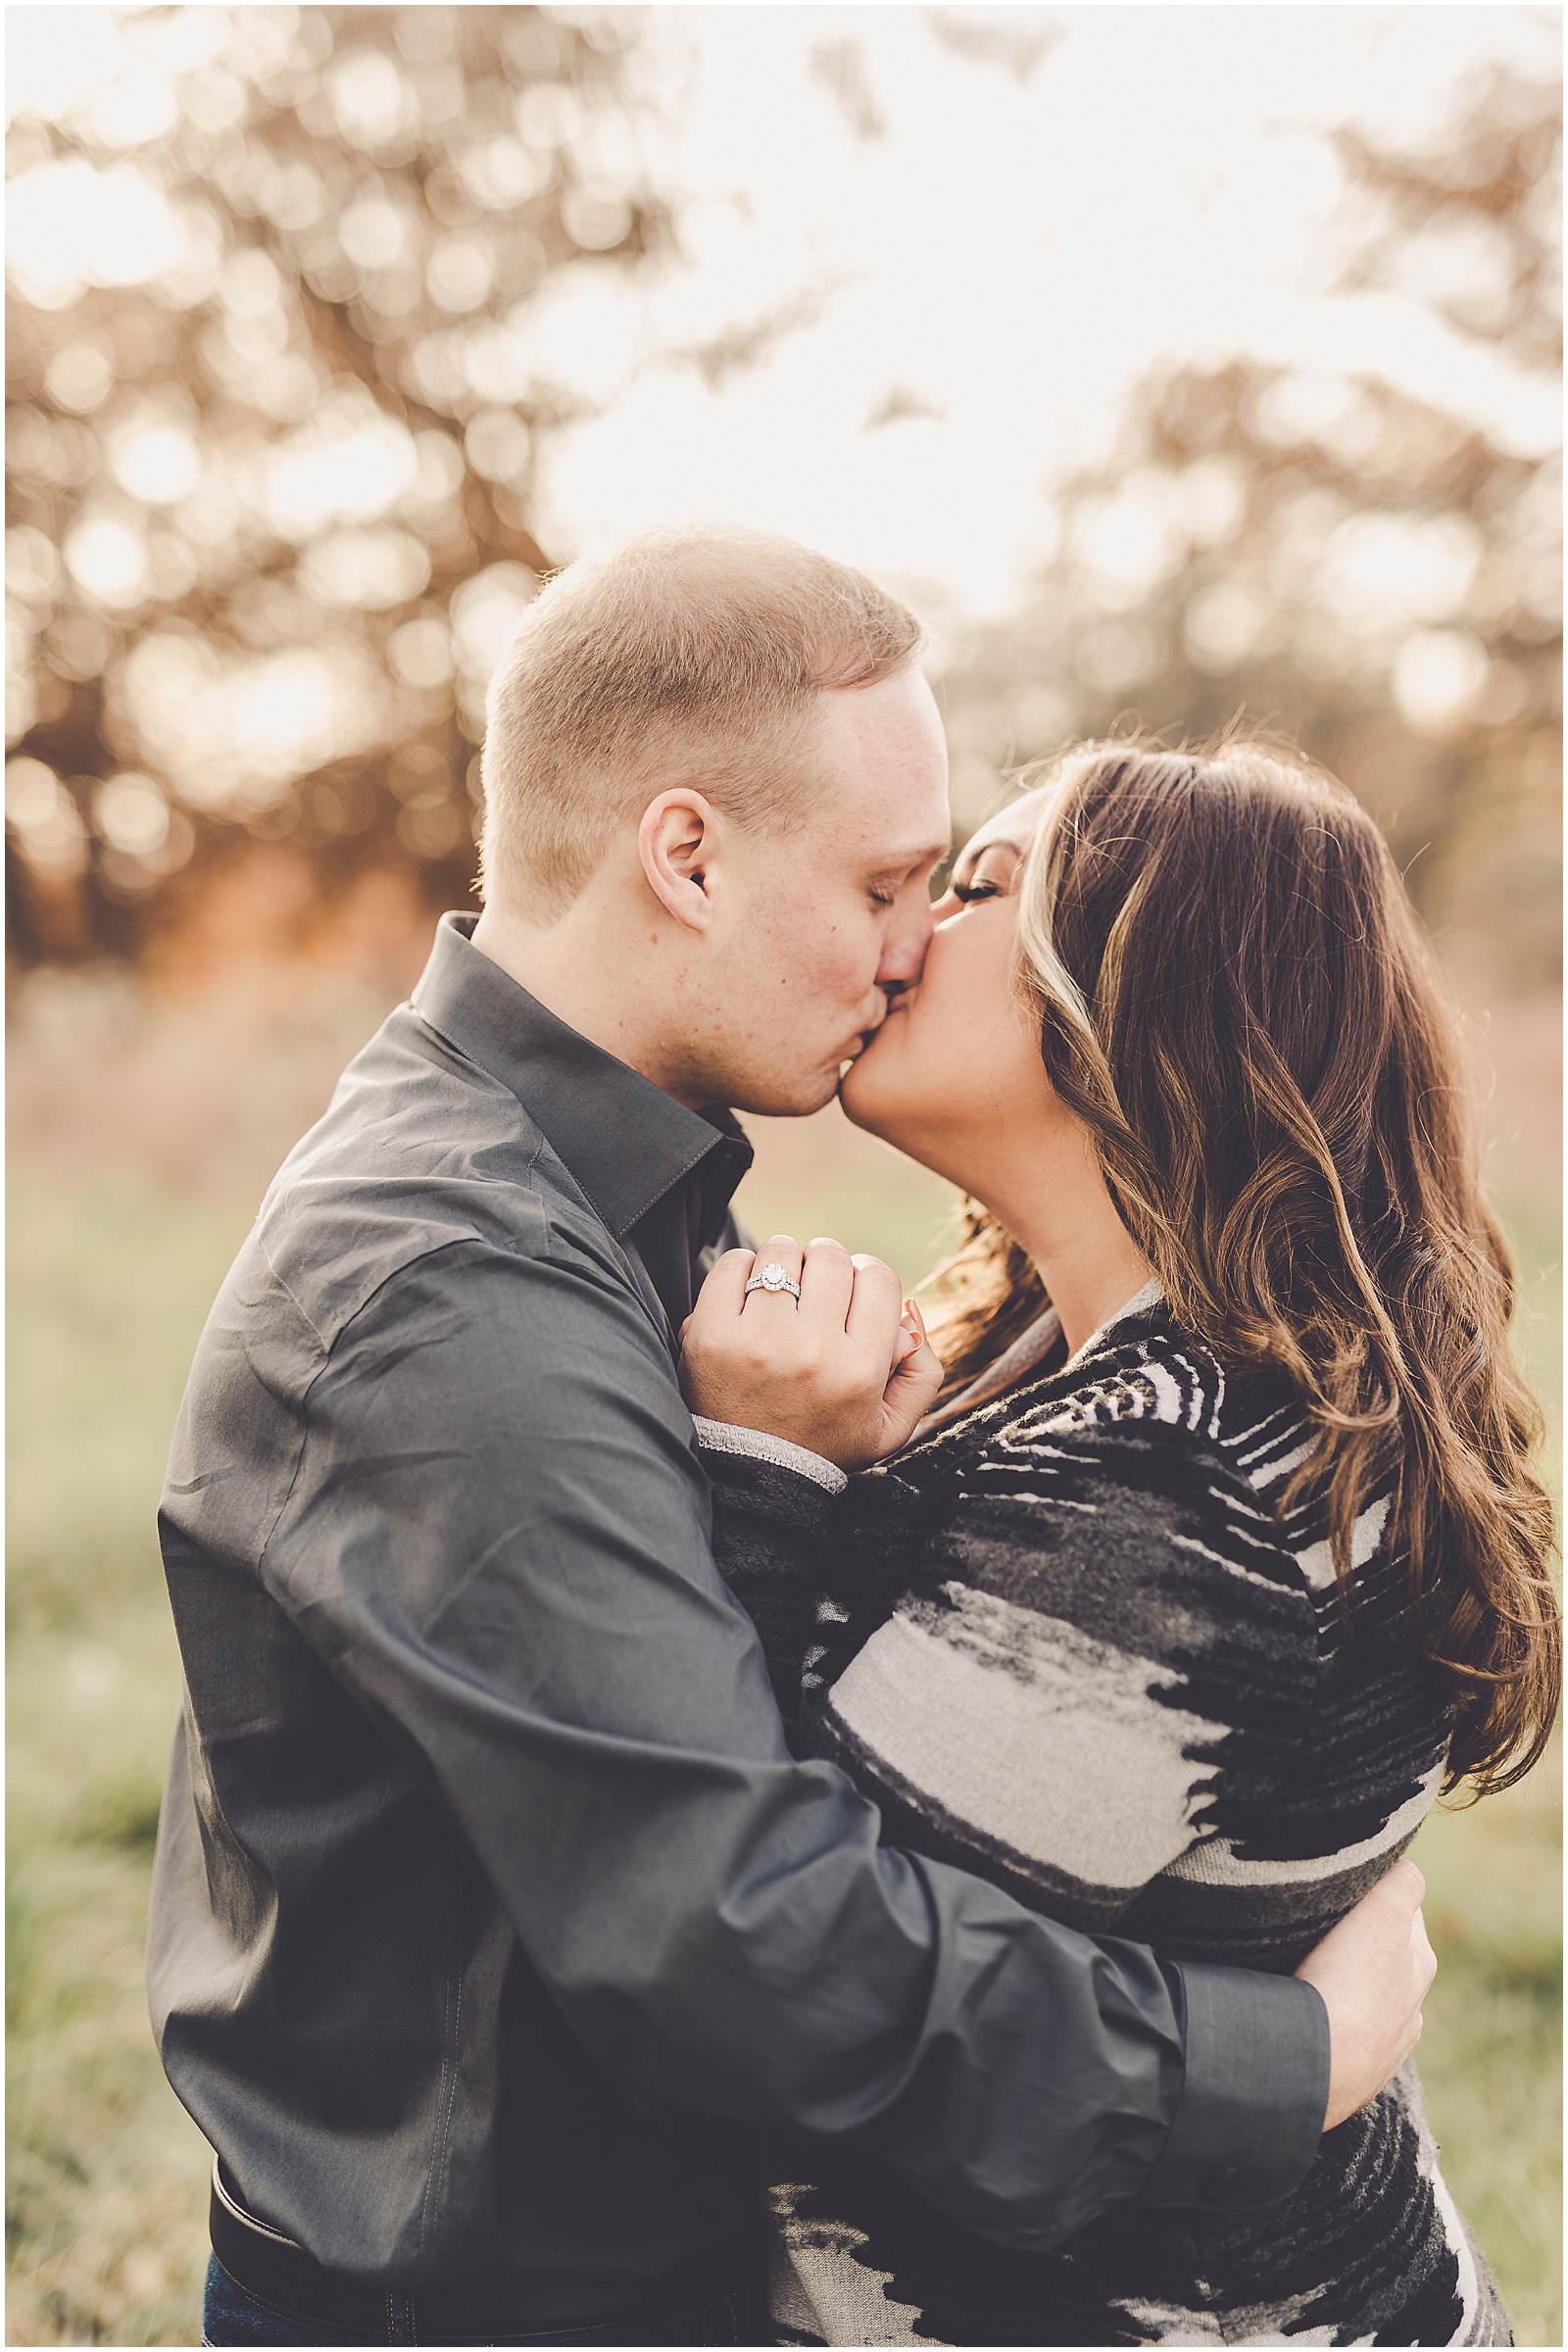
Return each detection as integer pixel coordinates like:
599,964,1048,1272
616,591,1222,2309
151,528,1554,2347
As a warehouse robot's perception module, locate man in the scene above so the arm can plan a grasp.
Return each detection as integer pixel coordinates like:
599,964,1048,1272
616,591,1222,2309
150,527,1435,2348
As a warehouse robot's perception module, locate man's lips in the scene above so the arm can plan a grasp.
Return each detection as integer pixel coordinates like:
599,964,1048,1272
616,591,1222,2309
843,994,907,1064
848,1004,886,1054
867,990,913,1036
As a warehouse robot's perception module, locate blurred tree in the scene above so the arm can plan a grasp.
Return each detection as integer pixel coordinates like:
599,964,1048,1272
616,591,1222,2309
6,4,670,968
1332,63,1561,377
935,68,1561,1004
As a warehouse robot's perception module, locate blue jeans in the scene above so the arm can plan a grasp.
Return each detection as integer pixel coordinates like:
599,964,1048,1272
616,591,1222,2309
202,2254,771,2346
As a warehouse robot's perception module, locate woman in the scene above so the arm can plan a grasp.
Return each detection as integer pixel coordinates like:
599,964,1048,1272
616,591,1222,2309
679,742,1559,2348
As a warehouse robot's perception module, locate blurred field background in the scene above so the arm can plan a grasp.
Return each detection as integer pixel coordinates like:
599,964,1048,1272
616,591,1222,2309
5,6,1560,2346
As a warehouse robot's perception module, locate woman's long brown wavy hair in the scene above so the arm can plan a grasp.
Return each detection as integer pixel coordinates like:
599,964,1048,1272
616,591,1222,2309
929,741,1559,1795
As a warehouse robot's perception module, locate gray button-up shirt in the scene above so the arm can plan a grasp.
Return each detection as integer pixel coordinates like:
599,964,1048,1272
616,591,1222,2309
147,911,1329,2294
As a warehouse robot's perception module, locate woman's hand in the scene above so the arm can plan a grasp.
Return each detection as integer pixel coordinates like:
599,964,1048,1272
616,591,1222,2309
680,1233,945,1470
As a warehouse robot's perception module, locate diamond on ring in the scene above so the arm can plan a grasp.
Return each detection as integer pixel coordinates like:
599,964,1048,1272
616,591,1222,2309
744,1260,802,1300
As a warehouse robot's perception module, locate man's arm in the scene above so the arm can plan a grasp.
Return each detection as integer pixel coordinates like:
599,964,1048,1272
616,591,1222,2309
216,1234,1370,2251
692,1421,1435,2196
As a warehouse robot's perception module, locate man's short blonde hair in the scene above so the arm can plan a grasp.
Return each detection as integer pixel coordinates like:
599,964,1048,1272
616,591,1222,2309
478,525,926,909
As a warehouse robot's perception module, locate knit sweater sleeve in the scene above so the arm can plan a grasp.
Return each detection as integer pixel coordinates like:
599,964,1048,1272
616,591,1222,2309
805,1350,1324,1934
694,1424,850,1747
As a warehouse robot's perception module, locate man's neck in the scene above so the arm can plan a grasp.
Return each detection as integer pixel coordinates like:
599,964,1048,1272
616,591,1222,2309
470,899,710,1108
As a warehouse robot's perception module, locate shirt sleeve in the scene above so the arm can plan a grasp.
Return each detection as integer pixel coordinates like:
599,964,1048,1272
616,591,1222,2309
250,1237,1329,2248
690,1415,848,1494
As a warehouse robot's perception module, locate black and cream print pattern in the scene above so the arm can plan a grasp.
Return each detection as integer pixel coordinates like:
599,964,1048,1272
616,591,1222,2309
702,1287,1512,2348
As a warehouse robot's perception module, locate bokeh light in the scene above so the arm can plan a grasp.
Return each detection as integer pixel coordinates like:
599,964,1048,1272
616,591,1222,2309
1,3,1557,1017
6,0,673,968
3,18,1560,2352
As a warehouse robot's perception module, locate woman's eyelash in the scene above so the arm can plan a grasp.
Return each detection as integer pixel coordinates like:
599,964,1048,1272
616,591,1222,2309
952,880,1000,903
868,887,896,907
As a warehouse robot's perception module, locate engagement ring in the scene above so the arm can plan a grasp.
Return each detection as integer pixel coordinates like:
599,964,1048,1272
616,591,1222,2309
744,1261,802,1300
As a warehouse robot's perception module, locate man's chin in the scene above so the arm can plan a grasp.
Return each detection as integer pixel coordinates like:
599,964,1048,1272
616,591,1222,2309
728,1068,846,1120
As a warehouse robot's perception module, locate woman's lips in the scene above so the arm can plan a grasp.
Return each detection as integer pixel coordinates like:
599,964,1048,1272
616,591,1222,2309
840,1010,890,1078
844,984,916,1068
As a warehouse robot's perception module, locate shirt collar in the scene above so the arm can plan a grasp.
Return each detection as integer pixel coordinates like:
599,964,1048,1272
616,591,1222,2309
411,912,753,1239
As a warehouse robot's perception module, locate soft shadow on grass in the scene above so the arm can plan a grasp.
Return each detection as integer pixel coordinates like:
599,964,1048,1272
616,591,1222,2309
6,1161,1561,2345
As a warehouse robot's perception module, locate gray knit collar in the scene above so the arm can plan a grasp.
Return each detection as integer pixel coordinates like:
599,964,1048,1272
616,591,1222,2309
1063,1277,1166,1373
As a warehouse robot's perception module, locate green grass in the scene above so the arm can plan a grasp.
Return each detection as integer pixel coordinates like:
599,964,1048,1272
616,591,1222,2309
734,1101,964,1290
1410,1773,1562,2345
7,1173,257,2348
5,1155,1560,2345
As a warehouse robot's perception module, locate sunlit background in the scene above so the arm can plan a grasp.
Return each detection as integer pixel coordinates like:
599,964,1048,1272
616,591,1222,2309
6,8,1561,2346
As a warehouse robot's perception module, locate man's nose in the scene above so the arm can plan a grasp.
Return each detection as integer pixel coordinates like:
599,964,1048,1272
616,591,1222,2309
877,897,936,989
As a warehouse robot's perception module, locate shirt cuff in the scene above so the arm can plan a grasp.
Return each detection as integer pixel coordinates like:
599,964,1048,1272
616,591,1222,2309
691,1418,849,1495
1136,1965,1330,2213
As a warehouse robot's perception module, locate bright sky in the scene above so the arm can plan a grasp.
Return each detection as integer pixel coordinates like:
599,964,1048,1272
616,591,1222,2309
5,2,1559,627
535,4,1561,612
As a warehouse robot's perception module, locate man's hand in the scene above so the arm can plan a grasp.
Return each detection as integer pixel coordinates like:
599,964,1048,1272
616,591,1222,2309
680,1233,945,1469
1295,1858,1436,2132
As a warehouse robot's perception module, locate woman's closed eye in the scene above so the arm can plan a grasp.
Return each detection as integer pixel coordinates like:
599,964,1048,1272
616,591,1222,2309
932,837,1025,918
953,851,1020,902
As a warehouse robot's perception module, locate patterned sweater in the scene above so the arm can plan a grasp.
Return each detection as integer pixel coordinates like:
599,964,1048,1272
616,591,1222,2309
699,1288,1510,2348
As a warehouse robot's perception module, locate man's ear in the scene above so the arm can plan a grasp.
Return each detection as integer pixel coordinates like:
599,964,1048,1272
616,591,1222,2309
639,789,719,933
